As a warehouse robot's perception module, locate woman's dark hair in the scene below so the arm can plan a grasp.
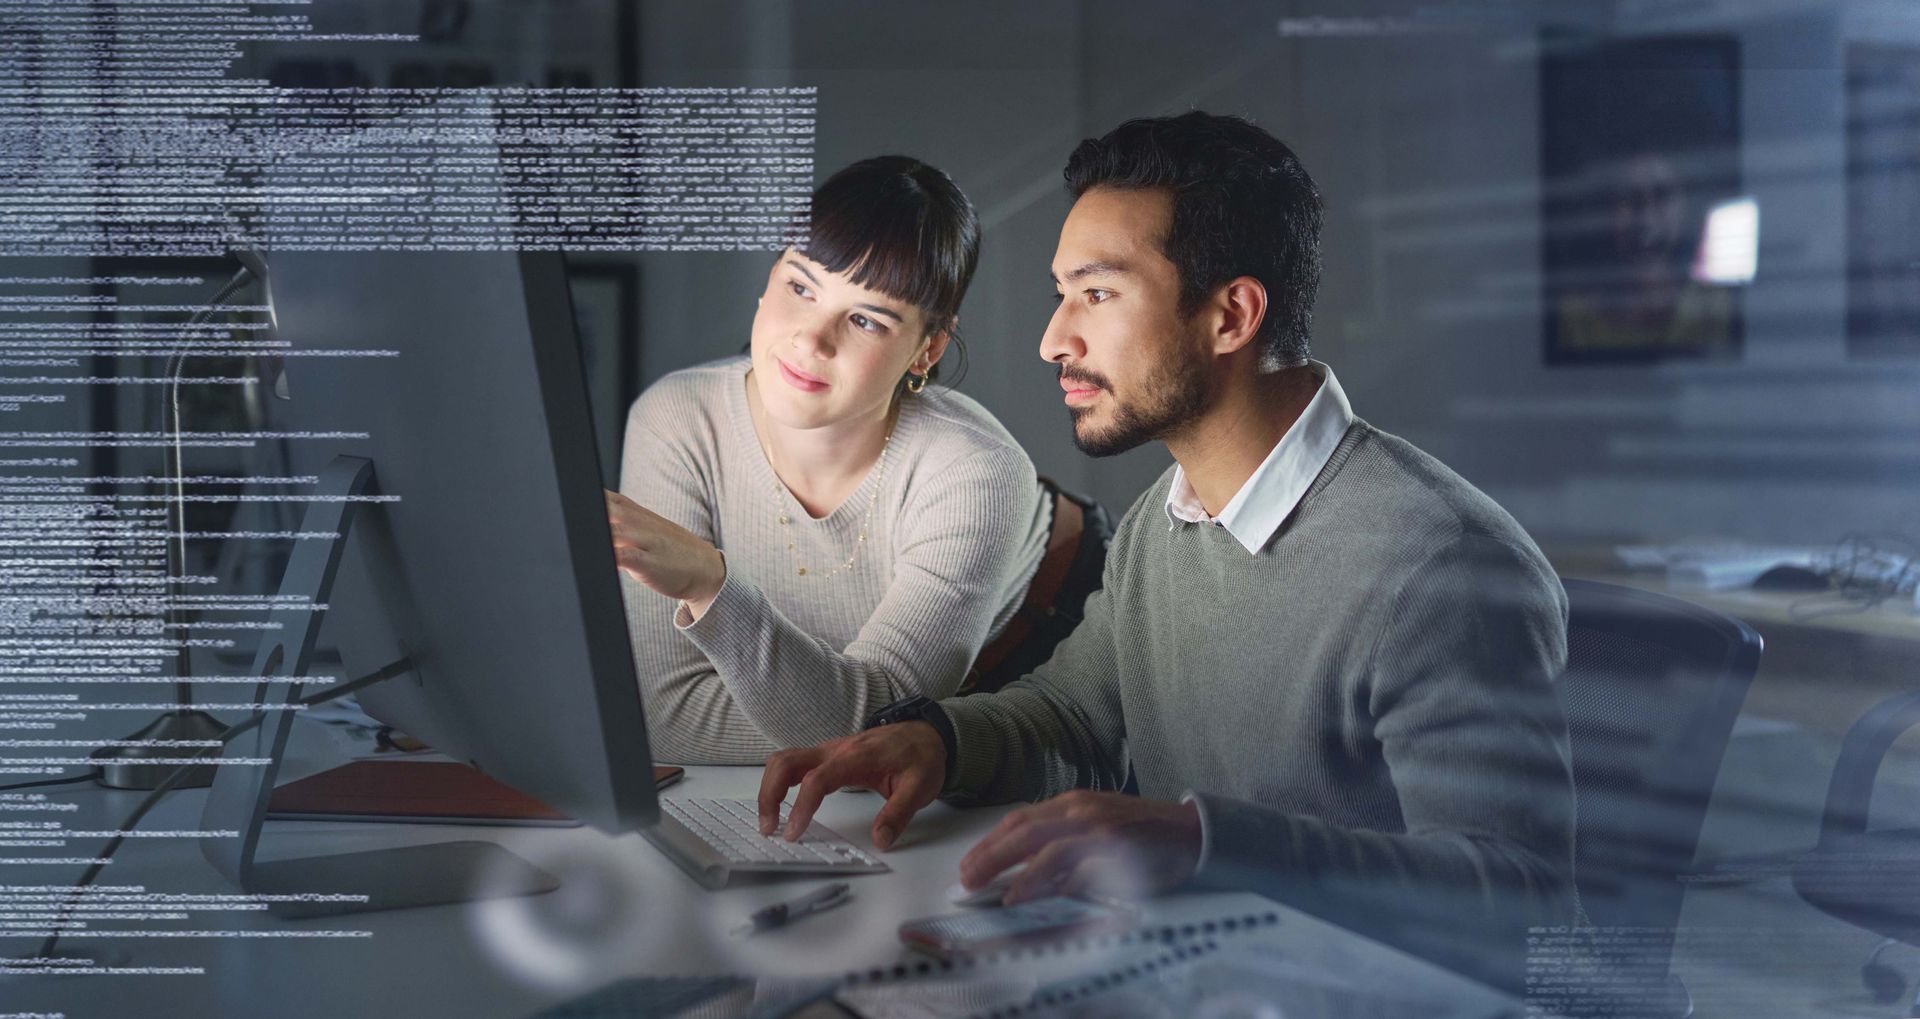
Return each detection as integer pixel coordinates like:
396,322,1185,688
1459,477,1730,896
796,155,978,385
1063,112,1323,370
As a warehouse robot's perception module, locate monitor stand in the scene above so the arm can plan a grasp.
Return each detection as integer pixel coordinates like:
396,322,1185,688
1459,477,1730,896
197,455,557,918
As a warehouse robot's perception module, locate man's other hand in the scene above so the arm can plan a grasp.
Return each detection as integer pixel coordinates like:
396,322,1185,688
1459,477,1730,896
757,721,947,851
958,790,1202,905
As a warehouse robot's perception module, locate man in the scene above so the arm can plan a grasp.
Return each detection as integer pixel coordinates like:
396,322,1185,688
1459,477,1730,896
758,112,1575,992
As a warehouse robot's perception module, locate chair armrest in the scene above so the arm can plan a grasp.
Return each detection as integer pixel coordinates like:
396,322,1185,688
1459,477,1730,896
1819,690,1920,843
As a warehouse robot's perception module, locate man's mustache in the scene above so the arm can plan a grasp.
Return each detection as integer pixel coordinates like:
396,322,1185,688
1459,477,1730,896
1057,365,1111,391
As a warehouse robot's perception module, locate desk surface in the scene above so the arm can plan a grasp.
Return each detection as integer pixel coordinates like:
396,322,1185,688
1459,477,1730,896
2,733,1518,1018
1549,545,1920,646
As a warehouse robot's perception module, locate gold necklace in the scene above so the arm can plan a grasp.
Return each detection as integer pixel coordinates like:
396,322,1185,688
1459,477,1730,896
771,420,895,579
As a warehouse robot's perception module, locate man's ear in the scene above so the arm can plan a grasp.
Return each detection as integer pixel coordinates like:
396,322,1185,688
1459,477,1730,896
1209,278,1267,356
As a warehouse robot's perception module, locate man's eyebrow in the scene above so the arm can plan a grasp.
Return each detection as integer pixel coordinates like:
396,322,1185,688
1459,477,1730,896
1049,260,1132,285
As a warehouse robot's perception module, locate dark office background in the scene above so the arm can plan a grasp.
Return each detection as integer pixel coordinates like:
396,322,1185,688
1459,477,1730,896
31,0,1920,548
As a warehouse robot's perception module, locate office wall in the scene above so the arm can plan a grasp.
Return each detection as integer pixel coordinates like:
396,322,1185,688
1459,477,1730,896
1313,0,1920,548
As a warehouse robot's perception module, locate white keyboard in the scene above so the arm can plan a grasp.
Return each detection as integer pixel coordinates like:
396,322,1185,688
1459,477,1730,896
642,796,889,889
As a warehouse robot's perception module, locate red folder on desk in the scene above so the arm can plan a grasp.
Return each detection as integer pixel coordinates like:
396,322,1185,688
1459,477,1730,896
266,759,687,825
266,760,577,826
266,761,684,827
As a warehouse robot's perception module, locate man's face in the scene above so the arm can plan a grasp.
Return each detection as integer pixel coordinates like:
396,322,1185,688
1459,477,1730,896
1042,187,1211,457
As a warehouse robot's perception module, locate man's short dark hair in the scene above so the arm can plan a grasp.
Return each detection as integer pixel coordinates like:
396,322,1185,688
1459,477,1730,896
1064,112,1323,370
797,155,979,384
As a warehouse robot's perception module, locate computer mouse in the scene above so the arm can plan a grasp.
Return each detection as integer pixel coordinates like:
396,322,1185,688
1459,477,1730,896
1752,565,1829,592
945,865,1026,908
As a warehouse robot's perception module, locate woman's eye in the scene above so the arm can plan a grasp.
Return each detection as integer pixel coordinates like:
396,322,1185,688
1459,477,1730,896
850,313,885,334
787,280,812,299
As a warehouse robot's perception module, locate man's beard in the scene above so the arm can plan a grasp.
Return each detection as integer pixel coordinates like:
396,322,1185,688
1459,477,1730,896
1065,353,1211,458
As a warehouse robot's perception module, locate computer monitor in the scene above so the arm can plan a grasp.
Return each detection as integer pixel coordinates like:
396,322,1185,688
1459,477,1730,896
198,250,657,915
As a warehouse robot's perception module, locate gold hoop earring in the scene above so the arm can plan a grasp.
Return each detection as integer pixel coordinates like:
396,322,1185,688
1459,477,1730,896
905,371,928,394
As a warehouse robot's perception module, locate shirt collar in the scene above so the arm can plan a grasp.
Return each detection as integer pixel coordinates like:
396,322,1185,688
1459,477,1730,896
1164,361,1354,553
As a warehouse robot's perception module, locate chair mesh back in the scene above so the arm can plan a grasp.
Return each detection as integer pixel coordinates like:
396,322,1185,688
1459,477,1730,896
1558,581,1760,964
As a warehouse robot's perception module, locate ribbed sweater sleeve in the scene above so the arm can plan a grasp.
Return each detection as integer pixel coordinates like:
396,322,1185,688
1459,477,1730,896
670,444,1040,752
618,362,1047,765
617,381,770,765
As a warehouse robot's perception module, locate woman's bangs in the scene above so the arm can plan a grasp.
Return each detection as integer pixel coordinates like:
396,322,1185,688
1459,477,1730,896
798,201,956,324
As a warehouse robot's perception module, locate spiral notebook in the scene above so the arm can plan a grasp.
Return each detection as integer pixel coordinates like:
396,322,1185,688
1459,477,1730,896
533,902,1518,1019
834,907,1516,1019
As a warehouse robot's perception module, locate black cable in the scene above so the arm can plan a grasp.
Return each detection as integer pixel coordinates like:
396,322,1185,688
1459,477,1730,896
0,774,97,793
1789,531,1919,622
161,265,257,685
1789,594,1887,622
29,659,411,960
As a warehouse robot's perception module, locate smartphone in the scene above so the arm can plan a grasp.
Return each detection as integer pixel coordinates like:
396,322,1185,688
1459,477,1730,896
653,765,685,790
898,897,1133,960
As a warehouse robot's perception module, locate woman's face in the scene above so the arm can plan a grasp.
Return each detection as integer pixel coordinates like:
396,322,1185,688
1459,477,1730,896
749,249,943,433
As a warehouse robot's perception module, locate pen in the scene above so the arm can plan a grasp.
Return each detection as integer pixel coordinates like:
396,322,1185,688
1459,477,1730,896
730,882,852,937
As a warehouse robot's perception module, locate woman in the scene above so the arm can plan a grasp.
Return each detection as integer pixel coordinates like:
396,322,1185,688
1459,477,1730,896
605,156,1101,765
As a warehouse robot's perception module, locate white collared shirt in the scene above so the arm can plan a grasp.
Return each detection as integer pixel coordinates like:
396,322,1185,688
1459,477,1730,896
1164,361,1354,554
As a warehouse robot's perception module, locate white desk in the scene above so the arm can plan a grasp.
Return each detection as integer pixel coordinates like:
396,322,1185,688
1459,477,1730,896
2,734,1520,1018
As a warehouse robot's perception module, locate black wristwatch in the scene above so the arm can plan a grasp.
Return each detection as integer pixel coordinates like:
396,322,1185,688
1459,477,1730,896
864,695,958,778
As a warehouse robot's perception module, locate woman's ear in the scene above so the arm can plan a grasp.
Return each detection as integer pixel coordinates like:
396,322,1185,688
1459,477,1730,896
916,324,953,374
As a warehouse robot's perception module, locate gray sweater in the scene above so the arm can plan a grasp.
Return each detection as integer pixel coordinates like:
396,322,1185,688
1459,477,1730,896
619,357,1050,765
940,420,1575,992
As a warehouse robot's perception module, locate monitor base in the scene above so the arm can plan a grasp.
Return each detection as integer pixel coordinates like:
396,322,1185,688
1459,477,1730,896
197,457,565,919
92,710,227,790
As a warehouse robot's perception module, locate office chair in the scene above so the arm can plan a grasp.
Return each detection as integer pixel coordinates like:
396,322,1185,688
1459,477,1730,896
1558,579,1764,1017
962,478,1112,696
1791,691,1920,1012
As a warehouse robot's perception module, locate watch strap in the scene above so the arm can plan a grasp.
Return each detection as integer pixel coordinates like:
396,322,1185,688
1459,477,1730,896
865,695,958,782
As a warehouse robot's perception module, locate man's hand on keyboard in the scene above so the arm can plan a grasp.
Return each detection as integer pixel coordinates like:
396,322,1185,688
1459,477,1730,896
758,722,947,851
958,790,1203,906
